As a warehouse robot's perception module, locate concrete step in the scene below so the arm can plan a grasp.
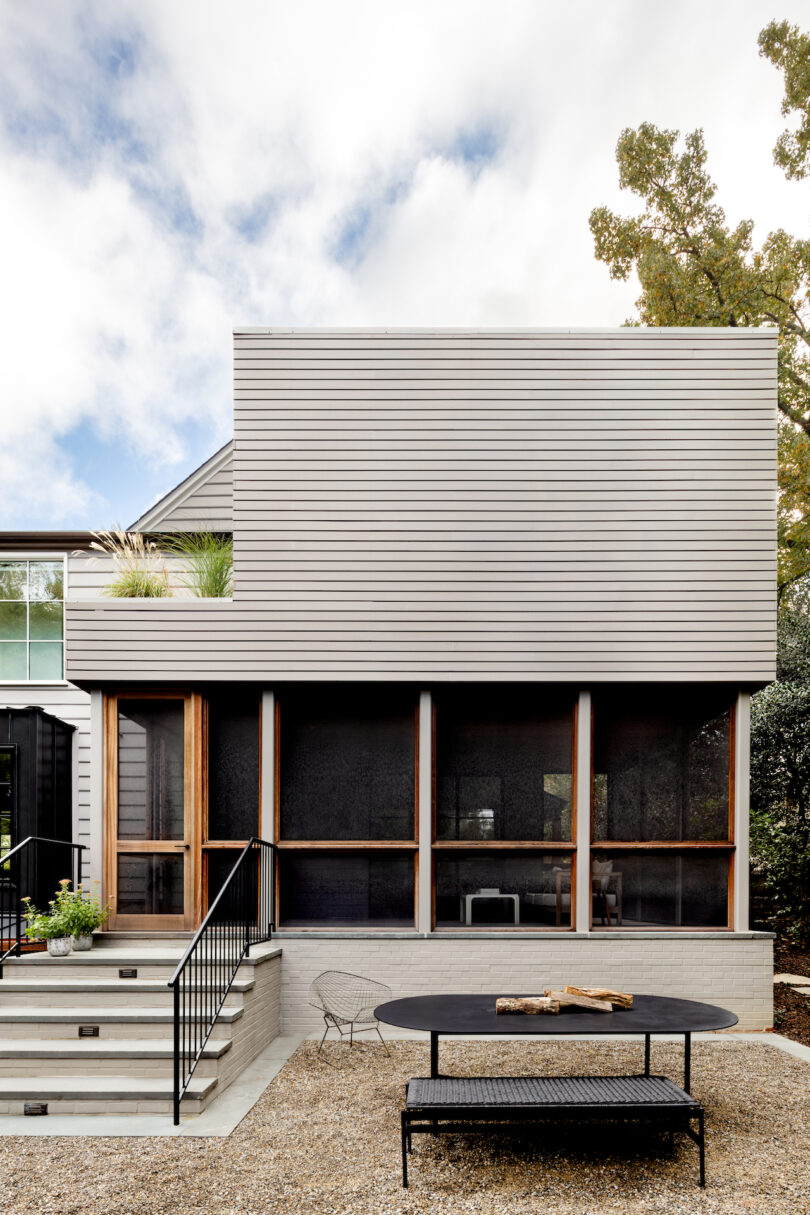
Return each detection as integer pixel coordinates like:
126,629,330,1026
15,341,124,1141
0,1074,217,1116
0,1038,230,1078
0,1006,242,1039
3,953,268,981
0,978,254,1008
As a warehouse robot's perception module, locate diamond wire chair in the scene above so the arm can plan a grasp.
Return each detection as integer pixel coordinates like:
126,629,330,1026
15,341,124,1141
308,970,392,1064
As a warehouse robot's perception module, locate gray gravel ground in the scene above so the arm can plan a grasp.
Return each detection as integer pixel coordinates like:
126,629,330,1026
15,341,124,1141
4,1039,810,1215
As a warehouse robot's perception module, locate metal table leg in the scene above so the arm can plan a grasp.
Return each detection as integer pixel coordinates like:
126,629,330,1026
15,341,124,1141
430,1031,439,1078
684,1032,691,1094
644,1033,651,1076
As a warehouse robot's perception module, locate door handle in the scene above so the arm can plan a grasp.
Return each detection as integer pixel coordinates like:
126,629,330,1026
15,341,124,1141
174,844,190,850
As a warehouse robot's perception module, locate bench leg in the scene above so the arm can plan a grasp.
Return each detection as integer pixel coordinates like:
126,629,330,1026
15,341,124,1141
401,1112,409,1187
698,1110,705,1188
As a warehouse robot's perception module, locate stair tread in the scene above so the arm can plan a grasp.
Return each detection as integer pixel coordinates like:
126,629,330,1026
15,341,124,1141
0,1038,231,1058
0,1076,217,1097
0,1006,243,1023
0,978,255,992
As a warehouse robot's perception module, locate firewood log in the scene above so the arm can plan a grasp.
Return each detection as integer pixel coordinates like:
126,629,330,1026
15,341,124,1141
543,989,613,1013
563,985,633,1009
495,996,560,1015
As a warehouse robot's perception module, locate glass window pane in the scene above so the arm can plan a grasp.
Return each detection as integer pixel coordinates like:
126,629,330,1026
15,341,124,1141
29,643,63,680
28,562,63,601
29,601,62,641
592,688,731,842
435,688,574,842
208,691,260,840
434,851,573,928
117,854,184,915
117,700,185,840
279,688,416,841
278,852,414,927
0,602,27,640
591,850,729,928
0,562,27,600
0,643,27,680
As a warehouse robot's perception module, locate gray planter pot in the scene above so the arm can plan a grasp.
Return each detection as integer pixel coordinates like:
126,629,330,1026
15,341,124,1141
46,937,73,957
71,934,93,951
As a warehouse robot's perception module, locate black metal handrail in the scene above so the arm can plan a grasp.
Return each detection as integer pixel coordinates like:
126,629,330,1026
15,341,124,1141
168,836,275,1124
0,835,88,978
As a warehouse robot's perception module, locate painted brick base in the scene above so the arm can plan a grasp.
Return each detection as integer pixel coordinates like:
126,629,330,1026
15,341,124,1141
276,935,773,1033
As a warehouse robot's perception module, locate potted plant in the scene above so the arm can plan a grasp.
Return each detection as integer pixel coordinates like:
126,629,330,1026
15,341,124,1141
52,879,110,950
21,896,72,957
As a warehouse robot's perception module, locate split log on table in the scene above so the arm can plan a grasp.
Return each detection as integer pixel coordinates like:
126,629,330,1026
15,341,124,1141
563,984,633,1009
543,990,614,1013
495,996,560,1015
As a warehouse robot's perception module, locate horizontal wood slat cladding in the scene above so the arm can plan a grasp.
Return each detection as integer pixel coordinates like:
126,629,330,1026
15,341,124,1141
64,328,777,682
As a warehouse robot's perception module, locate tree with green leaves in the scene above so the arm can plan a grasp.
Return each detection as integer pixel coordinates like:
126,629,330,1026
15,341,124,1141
588,23,810,595
590,22,810,941
759,19,810,180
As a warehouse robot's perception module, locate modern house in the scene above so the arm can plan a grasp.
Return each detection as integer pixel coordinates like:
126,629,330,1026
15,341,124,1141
0,327,777,1117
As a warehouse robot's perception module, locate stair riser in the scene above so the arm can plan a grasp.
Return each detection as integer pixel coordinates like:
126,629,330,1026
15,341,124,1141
0,1096,208,1116
0,1058,222,1079
0,1021,234,1040
0,990,246,1009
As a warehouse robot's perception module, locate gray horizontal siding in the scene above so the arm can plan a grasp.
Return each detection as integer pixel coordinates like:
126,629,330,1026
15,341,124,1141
64,328,777,683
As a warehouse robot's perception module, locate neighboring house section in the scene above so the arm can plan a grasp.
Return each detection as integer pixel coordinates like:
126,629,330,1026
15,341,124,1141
131,442,233,532
0,442,236,879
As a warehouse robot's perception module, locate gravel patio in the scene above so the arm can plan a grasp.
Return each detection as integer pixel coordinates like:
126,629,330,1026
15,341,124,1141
4,1038,810,1215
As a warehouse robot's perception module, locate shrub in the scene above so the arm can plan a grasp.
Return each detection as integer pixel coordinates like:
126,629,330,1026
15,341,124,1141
163,531,233,598
90,529,170,598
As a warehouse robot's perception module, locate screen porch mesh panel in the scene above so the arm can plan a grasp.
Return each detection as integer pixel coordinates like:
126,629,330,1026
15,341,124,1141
435,687,574,841
207,690,260,840
279,688,416,840
592,688,732,842
278,852,414,926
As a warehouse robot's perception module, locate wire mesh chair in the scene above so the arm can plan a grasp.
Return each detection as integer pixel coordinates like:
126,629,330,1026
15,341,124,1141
308,970,392,1063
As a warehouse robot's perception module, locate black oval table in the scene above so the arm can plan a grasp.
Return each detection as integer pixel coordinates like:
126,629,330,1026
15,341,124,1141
375,993,738,1093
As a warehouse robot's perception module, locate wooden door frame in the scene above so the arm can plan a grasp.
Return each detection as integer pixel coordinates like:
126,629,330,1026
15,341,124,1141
103,690,203,931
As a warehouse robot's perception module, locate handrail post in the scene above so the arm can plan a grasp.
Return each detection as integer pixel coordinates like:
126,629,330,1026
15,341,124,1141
14,851,21,960
173,981,181,1125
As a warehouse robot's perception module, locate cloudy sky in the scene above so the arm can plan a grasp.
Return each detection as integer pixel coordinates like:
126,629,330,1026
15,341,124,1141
1,0,808,529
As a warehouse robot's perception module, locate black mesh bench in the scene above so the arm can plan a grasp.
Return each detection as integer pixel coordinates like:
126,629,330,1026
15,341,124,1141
401,1074,705,1187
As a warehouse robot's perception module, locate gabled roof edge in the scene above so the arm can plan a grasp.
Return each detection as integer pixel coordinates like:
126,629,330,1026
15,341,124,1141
130,441,233,532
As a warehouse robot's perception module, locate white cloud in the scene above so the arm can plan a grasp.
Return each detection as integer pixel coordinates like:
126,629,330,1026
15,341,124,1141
0,0,807,524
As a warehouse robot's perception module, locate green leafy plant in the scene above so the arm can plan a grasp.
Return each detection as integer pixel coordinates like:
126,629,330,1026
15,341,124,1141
90,528,170,598
22,880,110,940
163,531,233,598
21,894,69,941
53,879,110,936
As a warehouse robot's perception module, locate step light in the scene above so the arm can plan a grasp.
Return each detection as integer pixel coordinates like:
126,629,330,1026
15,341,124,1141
78,1025,99,1038
24,1102,48,1116
118,968,137,979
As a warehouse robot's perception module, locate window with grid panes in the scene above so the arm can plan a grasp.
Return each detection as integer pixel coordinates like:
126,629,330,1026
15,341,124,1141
0,560,64,681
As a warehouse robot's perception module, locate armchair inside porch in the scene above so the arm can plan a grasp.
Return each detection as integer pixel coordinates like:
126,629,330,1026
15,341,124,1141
526,861,623,927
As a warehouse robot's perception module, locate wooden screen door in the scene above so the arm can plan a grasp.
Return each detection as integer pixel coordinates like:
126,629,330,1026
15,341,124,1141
104,693,201,931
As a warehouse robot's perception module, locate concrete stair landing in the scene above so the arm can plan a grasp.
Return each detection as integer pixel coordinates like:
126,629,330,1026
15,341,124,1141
0,937,282,1118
